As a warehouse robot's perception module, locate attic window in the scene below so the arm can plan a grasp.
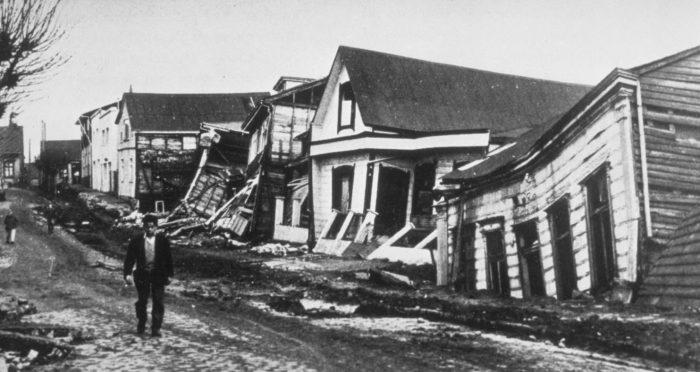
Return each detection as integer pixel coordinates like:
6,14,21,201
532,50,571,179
338,82,356,131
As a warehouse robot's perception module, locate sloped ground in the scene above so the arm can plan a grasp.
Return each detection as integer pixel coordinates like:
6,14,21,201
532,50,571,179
48,186,700,370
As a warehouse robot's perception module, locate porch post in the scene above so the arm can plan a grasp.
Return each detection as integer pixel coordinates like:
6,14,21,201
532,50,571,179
292,198,302,226
274,196,285,225
435,200,449,286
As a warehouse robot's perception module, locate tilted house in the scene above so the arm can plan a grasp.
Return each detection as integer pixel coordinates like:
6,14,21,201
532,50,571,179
0,121,23,187
75,102,120,192
240,77,325,242
115,92,266,212
437,45,700,301
309,46,590,263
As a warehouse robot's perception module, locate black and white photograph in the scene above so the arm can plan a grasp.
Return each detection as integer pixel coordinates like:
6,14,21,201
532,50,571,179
0,0,699,370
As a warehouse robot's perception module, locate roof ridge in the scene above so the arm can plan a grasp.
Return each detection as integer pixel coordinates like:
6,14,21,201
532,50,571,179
631,44,700,75
338,45,592,88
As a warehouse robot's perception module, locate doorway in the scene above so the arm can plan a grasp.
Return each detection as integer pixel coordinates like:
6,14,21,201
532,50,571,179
584,167,616,294
484,228,510,297
513,220,545,298
454,222,477,292
374,165,409,236
547,198,577,300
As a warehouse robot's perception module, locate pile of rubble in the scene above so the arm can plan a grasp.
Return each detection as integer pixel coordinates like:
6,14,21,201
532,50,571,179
77,191,133,220
0,293,79,369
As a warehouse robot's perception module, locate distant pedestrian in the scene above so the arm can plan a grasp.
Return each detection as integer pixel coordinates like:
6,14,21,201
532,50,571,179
4,209,18,244
45,202,57,234
123,214,173,337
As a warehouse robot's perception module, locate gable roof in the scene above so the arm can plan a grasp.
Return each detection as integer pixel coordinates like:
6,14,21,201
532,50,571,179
440,68,638,185
242,78,327,132
337,46,592,135
639,209,700,308
74,101,119,126
632,44,700,75
0,125,23,157
116,92,269,132
42,140,81,162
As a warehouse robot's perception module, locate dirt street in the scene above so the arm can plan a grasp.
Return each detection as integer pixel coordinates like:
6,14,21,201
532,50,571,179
0,189,680,371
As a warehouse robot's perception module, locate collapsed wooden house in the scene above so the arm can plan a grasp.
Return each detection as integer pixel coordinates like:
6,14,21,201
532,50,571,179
436,45,700,300
172,77,325,240
309,46,590,264
115,92,267,212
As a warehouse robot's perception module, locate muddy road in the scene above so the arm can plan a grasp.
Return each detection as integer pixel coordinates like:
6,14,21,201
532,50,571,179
0,189,677,371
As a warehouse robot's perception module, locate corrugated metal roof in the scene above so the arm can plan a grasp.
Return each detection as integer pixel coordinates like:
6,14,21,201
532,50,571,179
0,125,23,156
339,46,592,134
119,92,269,131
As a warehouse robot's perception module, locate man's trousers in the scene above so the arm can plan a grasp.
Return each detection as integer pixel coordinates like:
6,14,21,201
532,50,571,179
134,274,165,331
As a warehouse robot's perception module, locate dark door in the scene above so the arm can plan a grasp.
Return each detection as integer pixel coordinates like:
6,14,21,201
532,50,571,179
585,168,616,293
514,220,545,298
485,229,510,297
455,223,477,292
548,199,577,300
374,165,409,236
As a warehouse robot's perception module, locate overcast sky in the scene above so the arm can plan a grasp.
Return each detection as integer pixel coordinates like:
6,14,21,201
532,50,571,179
13,0,700,160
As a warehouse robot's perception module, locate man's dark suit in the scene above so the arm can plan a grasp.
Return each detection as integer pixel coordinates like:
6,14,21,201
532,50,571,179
123,233,173,333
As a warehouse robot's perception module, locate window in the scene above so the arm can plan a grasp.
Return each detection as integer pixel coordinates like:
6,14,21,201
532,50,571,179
547,198,577,300
513,220,545,298
584,167,616,293
3,161,13,177
338,81,356,131
332,165,354,213
183,136,197,150
123,119,130,141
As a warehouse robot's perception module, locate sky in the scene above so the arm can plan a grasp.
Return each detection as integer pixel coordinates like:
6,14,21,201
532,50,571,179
11,0,700,161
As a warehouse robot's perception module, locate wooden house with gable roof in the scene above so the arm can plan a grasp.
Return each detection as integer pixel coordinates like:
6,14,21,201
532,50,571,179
309,46,590,263
115,92,267,212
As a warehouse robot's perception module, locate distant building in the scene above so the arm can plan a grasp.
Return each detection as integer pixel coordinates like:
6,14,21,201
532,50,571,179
39,140,81,193
75,102,120,192
0,118,24,187
115,92,267,212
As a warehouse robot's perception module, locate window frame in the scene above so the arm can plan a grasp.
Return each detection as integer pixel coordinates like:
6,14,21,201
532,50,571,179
337,81,356,132
3,160,13,178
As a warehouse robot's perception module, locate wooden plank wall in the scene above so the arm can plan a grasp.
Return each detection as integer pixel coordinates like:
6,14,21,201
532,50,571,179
636,53,700,306
638,53,700,245
447,92,639,298
270,105,315,165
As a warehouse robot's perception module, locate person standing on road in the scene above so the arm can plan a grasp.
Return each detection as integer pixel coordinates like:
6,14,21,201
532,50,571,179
123,214,173,337
4,209,18,244
45,202,57,234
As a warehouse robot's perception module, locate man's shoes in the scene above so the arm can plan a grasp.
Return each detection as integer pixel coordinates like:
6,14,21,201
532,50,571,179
151,330,162,338
136,323,146,335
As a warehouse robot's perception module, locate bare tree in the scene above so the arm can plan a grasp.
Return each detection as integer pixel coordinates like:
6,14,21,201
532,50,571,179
0,0,64,117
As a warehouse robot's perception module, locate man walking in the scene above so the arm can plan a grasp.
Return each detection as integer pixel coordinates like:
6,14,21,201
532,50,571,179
123,214,173,337
4,209,17,244
45,202,57,234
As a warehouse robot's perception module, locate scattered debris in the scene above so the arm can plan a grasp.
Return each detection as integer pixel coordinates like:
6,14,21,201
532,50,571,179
369,269,416,289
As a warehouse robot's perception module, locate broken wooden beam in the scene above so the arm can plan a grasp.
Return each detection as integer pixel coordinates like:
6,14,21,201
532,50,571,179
0,330,74,354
